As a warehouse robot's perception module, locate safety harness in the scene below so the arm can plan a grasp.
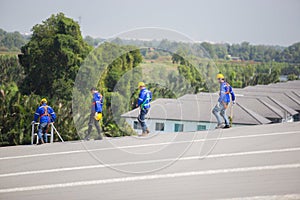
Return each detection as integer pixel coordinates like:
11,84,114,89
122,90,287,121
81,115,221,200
40,106,51,133
225,82,231,94
141,91,151,110
40,106,50,118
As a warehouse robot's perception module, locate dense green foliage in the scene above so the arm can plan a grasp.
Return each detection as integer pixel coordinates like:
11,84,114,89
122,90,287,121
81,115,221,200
84,36,104,47
1,13,90,146
171,52,298,90
0,55,80,146
1,15,300,146
172,53,208,93
121,39,299,89
117,38,300,64
277,42,300,63
0,55,24,84
73,42,144,138
216,61,282,87
0,29,28,52
19,13,92,99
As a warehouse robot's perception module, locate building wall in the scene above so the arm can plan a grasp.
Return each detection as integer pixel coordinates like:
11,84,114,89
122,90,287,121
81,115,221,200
124,117,246,134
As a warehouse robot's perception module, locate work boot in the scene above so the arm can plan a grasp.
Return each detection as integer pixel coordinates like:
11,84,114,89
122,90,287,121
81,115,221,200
95,134,103,140
142,131,148,136
146,128,150,134
215,124,224,129
37,139,44,145
223,125,230,129
84,131,90,141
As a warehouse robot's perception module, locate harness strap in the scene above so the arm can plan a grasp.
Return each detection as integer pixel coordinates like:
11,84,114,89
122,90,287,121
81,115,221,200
141,92,151,110
40,106,50,133
40,106,50,117
225,82,231,94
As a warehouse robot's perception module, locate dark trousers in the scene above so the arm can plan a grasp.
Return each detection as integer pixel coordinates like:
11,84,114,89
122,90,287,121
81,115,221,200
138,108,149,132
86,113,102,139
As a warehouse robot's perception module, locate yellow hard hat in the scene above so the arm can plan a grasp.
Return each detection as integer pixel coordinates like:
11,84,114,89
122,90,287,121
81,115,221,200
216,73,225,79
40,98,47,104
94,112,102,121
138,82,145,88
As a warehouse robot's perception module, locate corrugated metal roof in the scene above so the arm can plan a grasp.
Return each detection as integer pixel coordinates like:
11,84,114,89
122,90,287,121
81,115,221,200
122,96,271,125
235,89,300,111
122,81,299,125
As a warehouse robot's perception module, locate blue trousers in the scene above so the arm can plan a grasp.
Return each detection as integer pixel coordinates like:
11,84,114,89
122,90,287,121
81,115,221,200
212,102,229,126
37,122,49,142
138,108,149,132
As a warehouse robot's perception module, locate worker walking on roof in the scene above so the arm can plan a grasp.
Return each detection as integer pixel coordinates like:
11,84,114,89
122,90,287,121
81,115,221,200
85,87,103,140
32,98,56,145
137,82,152,136
212,73,236,129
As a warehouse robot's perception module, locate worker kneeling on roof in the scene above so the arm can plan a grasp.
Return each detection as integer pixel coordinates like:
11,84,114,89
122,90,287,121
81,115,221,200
212,73,235,129
32,98,56,145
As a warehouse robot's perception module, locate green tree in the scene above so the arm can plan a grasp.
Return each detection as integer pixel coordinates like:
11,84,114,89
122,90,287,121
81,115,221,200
287,74,298,81
19,13,92,100
277,42,300,63
0,54,24,84
84,35,102,47
73,42,143,137
201,42,216,59
0,29,28,51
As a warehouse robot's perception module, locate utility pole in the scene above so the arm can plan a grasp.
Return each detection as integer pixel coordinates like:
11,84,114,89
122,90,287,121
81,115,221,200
78,16,82,25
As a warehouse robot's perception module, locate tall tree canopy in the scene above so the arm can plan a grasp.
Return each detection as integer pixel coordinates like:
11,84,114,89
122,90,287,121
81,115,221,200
19,13,92,99
276,42,300,63
0,28,28,51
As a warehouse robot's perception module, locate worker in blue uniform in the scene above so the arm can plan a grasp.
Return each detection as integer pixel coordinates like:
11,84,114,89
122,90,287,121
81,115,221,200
137,82,152,136
212,74,236,129
32,98,56,144
85,87,103,140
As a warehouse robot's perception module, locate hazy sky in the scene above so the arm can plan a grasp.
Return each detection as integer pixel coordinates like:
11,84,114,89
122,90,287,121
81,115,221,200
0,0,299,46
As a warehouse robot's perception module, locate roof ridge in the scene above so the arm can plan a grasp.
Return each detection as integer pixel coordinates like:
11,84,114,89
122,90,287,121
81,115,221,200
267,96,296,116
257,98,284,118
284,92,300,106
291,91,300,99
236,102,271,125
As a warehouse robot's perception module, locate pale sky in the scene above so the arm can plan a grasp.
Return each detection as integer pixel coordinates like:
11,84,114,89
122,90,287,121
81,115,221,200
0,0,299,46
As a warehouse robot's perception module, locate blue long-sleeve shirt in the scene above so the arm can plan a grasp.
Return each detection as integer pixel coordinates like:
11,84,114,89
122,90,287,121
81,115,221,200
91,91,103,113
218,82,235,103
34,103,56,123
138,88,152,109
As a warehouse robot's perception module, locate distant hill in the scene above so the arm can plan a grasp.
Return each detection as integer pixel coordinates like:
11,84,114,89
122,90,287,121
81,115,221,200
91,37,298,63
1,27,299,64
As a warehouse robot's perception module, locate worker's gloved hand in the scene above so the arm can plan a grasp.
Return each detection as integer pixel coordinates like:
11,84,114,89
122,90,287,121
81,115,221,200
31,121,36,125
